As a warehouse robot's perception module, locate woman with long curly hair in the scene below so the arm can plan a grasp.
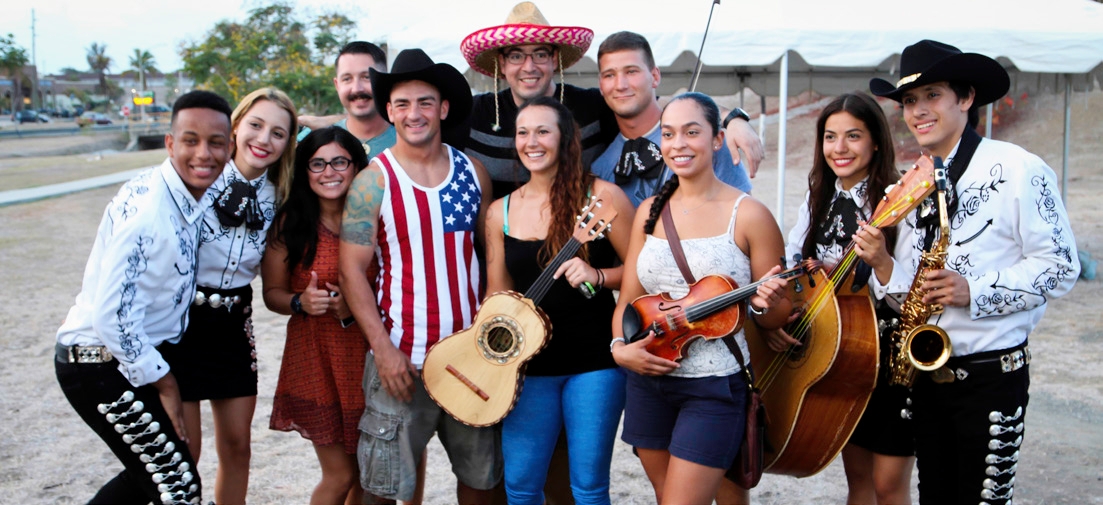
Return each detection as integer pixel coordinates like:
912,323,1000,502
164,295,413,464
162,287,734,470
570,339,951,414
483,96,635,504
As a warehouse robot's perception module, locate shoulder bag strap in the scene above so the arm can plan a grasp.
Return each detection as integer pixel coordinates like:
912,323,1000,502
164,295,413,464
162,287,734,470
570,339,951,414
661,203,696,284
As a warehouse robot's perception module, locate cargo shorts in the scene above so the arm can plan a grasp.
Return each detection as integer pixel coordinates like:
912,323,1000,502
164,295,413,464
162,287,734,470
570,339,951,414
358,353,502,501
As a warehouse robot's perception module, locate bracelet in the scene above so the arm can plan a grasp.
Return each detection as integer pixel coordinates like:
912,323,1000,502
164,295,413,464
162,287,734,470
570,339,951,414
596,268,605,291
609,337,626,352
722,107,751,130
747,301,768,316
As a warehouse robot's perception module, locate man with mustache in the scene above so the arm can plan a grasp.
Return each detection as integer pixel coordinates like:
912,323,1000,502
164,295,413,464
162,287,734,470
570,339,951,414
298,41,396,158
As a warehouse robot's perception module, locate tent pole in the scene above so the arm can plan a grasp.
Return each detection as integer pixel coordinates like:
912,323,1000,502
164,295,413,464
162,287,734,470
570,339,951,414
1062,74,1071,203
985,104,993,138
777,51,789,227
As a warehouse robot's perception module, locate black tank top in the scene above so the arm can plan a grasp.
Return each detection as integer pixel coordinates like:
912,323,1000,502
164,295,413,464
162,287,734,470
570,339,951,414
503,234,618,376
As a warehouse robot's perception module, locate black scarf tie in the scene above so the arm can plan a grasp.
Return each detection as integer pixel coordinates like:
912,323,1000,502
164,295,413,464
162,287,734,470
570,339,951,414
214,180,264,230
916,127,982,250
613,137,664,185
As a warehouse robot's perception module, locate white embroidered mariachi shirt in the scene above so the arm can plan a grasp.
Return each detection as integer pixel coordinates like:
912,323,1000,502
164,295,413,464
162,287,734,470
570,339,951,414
57,159,213,386
196,160,276,290
785,178,871,270
872,138,1079,356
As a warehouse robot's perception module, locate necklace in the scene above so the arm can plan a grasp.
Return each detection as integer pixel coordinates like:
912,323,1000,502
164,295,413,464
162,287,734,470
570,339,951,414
678,190,717,215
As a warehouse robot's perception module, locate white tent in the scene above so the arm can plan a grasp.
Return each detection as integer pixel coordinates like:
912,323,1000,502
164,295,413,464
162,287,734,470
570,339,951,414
379,0,1103,220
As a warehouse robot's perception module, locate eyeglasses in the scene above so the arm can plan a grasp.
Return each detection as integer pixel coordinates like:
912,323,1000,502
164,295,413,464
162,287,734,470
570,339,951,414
307,156,352,173
503,49,554,65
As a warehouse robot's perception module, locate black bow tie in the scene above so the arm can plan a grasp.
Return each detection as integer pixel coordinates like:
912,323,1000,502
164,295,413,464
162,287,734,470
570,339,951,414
214,180,264,230
613,137,664,185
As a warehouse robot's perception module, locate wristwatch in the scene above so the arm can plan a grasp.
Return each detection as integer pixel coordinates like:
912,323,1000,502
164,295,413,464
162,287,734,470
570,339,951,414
722,107,751,129
290,293,305,315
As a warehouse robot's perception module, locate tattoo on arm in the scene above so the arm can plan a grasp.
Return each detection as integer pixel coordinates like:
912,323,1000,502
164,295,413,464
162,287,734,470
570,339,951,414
341,168,386,246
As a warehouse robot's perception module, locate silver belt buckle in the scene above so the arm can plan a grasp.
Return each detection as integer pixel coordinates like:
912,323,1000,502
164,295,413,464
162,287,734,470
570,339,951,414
72,345,113,363
1000,346,1030,373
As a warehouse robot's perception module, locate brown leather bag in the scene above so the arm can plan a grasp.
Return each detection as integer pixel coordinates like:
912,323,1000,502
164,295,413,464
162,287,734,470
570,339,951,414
661,205,766,489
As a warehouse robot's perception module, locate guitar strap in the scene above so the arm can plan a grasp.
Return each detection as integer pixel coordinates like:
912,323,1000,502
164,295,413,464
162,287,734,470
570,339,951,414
660,203,755,385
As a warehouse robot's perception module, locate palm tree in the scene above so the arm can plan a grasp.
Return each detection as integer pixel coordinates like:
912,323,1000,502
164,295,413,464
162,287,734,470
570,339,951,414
86,42,112,99
0,34,29,111
129,49,157,91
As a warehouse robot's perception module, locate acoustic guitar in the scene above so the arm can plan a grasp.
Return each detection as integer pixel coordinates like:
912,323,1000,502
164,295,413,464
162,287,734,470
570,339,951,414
422,194,617,427
621,264,812,362
745,155,937,477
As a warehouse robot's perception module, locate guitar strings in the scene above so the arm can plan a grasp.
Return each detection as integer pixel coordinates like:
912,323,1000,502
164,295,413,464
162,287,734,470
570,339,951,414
757,190,911,390
525,239,583,304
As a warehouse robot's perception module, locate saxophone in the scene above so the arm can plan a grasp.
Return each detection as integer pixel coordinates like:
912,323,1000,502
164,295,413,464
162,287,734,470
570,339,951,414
887,156,953,387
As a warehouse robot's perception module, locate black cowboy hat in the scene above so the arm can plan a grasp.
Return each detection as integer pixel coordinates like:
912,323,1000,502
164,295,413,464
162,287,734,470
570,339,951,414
370,49,473,127
870,40,1009,107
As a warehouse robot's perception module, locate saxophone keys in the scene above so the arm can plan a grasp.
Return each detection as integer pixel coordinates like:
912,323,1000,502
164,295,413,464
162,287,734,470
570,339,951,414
931,366,956,384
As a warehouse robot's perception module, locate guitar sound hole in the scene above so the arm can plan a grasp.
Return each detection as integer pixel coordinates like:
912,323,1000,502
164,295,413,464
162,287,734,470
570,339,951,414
486,327,515,354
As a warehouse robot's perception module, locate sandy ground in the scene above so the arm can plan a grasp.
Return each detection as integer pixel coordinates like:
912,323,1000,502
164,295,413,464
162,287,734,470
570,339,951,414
2,91,1101,504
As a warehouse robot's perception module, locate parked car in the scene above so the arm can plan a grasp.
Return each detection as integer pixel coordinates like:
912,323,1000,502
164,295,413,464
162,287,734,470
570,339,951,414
77,112,113,127
12,110,48,124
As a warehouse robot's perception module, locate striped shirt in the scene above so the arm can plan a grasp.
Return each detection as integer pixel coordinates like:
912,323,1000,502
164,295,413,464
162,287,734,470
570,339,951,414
374,145,482,367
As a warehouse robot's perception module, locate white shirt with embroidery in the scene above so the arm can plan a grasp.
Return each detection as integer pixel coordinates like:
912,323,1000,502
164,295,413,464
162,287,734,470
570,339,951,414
196,160,276,289
57,159,213,386
785,177,871,270
872,137,1079,356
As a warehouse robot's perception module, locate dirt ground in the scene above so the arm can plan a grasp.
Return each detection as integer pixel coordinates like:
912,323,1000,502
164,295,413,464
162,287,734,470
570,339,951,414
1,91,1101,504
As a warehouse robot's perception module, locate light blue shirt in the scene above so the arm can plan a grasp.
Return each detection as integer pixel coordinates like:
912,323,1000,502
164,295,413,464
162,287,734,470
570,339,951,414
298,118,396,159
591,123,752,207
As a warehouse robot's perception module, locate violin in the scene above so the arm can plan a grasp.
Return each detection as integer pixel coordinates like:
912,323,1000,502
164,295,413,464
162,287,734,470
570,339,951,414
622,262,814,362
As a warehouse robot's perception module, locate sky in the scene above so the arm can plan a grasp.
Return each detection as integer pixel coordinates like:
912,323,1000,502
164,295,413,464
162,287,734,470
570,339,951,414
0,0,710,76
0,0,374,76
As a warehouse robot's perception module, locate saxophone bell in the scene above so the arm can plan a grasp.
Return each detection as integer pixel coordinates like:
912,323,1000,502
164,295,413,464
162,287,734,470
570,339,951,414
904,324,951,371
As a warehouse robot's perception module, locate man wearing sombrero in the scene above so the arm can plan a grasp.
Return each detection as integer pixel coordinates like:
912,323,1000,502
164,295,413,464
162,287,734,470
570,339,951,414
867,39,1078,505
460,2,763,201
339,48,500,504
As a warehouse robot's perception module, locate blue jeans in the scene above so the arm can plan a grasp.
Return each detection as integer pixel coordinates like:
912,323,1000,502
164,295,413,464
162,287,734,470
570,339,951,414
501,367,626,505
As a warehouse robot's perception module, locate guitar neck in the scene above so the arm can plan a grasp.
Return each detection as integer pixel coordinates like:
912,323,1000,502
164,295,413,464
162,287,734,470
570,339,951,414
524,238,583,305
684,268,804,322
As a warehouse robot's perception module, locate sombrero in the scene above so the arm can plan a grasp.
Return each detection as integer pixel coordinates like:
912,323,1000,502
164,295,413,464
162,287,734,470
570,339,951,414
461,2,594,78
370,49,473,127
870,39,1009,107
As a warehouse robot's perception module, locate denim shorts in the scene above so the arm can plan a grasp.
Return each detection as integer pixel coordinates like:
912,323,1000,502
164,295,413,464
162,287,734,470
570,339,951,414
357,354,502,501
622,371,748,469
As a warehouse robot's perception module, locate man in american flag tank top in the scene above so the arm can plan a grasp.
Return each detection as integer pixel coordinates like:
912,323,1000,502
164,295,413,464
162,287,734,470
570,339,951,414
338,49,500,503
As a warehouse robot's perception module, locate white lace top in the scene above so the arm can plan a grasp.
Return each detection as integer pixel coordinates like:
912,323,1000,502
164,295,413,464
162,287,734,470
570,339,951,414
636,195,752,378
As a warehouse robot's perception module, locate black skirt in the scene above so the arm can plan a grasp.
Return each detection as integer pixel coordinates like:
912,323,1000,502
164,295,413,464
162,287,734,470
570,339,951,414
161,285,257,401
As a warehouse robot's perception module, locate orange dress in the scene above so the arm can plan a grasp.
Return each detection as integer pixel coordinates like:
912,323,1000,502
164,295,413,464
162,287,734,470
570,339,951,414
269,226,368,454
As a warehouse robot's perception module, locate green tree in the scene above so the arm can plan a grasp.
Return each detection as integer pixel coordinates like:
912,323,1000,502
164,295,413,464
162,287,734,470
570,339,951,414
86,42,113,109
129,49,158,91
312,12,356,65
180,1,353,113
0,33,29,111
59,66,82,80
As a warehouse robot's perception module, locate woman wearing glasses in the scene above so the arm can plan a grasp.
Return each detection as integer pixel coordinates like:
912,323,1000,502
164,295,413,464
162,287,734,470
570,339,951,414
262,127,371,505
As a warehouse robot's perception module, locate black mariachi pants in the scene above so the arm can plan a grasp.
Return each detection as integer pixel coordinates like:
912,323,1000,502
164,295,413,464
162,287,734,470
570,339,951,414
56,354,201,504
912,349,1029,505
